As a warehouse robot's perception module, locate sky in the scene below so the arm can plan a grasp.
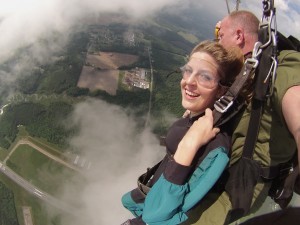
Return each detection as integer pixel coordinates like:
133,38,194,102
0,0,299,64
0,0,300,224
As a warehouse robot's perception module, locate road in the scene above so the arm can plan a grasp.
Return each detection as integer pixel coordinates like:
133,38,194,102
0,103,9,115
145,46,154,127
0,138,85,217
4,138,81,173
0,161,77,216
22,206,34,225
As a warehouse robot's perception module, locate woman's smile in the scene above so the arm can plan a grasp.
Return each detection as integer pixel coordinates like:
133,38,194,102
185,89,200,98
181,52,220,114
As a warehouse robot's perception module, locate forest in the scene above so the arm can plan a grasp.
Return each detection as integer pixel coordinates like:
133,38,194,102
0,101,74,150
0,182,18,225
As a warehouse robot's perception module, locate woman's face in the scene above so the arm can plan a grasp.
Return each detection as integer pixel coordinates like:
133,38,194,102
181,51,221,114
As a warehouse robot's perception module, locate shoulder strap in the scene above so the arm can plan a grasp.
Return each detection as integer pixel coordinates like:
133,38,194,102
212,62,255,126
242,24,277,158
241,0,279,160
242,99,263,158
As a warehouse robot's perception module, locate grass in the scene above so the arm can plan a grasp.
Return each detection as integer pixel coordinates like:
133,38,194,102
27,136,66,160
0,147,8,161
6,144,83,198
177,31,199,44
118,71,132,91
0,133,87,225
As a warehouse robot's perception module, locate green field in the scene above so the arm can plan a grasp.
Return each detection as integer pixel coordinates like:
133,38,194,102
10,146,68,194
0,136,86,225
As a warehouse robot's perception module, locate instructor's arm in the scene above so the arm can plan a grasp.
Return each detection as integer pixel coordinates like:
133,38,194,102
282,85,300,172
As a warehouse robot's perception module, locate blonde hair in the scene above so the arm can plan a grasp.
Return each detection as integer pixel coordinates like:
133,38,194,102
190,40,244,86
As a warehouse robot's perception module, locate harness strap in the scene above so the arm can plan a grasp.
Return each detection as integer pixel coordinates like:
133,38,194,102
242,99,264,159
242,26,274,159
242,0,278,169
137,160,162,196
213,62,255,126
260,151,297,180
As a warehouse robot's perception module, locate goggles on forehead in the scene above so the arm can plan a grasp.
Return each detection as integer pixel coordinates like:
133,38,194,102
215,26,220,40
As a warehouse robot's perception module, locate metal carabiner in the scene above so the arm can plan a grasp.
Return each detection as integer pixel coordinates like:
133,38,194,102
252,41,263,59
262,0,273,17
261,2,278,49
260,10,274,49
243,42,262,71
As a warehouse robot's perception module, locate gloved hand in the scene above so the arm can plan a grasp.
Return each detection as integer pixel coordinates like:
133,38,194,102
120,220,131,225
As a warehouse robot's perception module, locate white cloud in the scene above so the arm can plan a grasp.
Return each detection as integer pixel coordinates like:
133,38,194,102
0,0,185,97
0,0,185,62
0,0,299,65
62,99,165,224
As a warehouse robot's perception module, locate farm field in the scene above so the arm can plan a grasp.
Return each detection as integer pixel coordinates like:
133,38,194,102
77,52,139,95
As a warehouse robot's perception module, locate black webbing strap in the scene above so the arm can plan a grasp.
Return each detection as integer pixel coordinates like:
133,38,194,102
242,99,264,159
254,27,274,100
242,14,276,160
213,62,255,126
242,0,278,167
137,160,162,196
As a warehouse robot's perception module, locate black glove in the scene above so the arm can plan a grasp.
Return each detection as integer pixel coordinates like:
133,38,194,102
121,217,146,225
120,220,131,225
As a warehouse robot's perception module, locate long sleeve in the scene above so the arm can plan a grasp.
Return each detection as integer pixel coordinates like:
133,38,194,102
142,147,229,225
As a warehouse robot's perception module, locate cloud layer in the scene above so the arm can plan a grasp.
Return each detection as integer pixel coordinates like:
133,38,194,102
0,0,299,223
0,0,184,62
1,0,299,63
63,99,165,224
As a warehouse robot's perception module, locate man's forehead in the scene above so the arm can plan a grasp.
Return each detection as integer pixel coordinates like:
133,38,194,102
220,17,230,29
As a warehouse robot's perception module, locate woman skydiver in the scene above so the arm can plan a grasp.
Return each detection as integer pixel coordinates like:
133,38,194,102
121,40,244,225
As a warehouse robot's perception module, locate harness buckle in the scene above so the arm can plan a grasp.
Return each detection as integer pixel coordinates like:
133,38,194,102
244,41,262,70
252,41,263,59
214,96,234,113
244,58,259,69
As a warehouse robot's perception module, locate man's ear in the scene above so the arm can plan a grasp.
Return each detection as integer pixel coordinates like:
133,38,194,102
236,29,244,44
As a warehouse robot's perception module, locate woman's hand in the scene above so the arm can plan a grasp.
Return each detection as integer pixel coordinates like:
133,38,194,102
185,108,220,148
174,109,220,166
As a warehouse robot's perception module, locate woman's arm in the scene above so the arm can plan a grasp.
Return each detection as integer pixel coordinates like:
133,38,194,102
142,148,229,225
175,108,220,166
141,109,229,224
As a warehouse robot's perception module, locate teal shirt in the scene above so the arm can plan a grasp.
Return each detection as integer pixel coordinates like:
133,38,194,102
142,147,229,225
122,115,231,224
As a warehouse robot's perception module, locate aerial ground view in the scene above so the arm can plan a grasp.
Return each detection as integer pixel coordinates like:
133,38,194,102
0,0,299,225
